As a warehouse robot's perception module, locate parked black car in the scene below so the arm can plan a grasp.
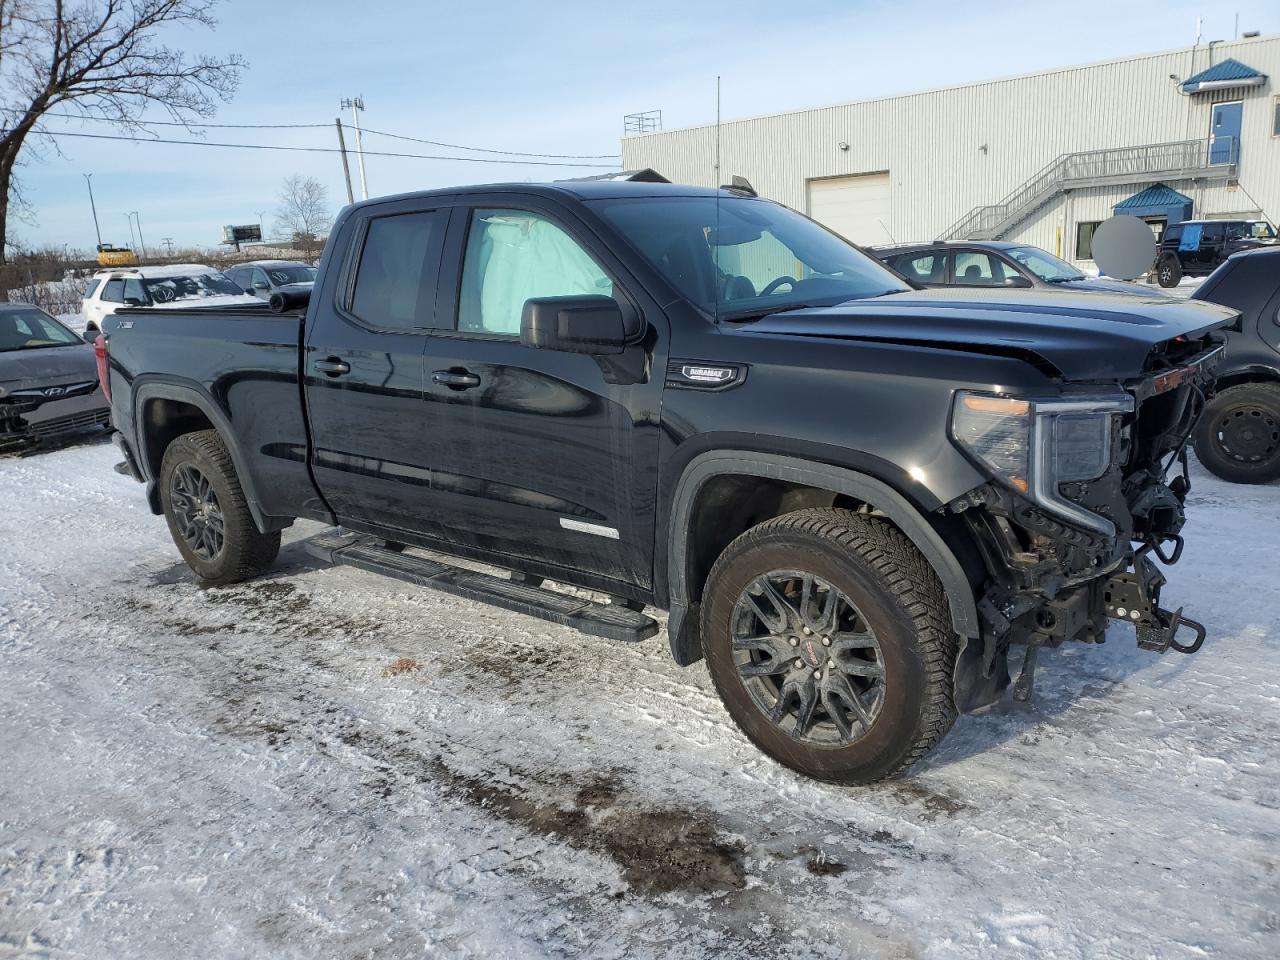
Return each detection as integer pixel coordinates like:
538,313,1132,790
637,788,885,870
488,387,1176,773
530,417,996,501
1155,219,1277,287
1190,247,1280,483
0,304,110,451
100,180,1233,784
871,240,1161,297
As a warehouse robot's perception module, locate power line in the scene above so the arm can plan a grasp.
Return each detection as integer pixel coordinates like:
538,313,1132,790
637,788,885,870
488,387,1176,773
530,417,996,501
39,110,621,159
35,128,621,168
40,111,331,130
359,125,620,160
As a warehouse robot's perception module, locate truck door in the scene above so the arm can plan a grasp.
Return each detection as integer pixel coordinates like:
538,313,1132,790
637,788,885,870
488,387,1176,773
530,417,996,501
303,203,448,534
417,199,667,590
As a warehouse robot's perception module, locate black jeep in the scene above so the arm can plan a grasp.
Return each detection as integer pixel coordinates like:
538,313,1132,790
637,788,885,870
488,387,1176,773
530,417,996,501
1156,219,1277,287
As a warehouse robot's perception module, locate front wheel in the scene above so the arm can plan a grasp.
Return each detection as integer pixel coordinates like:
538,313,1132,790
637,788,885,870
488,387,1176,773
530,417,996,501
700,508,958,784
1193,383,1280,484
159,430,281,584
1156,254,1183,288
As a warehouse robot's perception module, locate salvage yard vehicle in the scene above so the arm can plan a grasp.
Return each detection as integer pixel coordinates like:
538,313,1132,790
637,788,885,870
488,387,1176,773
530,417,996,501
1155,219,1277,288
870,240,1163,297
98,180,1235,784
225,260,317,300
1189,247,1280,484
0,304,109,451
80,264,260,336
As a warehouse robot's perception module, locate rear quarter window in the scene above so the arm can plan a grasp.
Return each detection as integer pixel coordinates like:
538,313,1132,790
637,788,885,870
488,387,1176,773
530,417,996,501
82,279,101,298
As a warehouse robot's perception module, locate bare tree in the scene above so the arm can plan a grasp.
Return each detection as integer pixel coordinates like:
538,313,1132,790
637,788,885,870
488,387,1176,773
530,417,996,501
0,1,245,264
273,174,331,261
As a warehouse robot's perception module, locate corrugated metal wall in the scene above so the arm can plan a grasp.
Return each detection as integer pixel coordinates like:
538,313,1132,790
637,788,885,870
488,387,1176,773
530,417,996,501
621,37,1280,262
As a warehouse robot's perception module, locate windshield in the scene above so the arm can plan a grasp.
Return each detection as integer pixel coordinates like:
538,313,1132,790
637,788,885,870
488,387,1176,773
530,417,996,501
0,308,81,352
1005,246,1085,282
265,265,317,285
590,196,909,318
1248,222,1276,240
142,272,245,303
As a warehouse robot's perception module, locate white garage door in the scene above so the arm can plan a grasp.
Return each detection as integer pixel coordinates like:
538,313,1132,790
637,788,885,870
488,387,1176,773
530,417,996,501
806,173,892,245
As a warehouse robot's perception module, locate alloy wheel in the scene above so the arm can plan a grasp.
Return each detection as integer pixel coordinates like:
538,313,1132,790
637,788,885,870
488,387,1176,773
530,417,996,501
730,570,885,746
170,462,225,561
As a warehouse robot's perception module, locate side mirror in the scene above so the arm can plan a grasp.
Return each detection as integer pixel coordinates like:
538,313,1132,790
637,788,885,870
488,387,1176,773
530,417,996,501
123,296,145,306
253,280,269,290
521,296,627,355
1003,275,1034,288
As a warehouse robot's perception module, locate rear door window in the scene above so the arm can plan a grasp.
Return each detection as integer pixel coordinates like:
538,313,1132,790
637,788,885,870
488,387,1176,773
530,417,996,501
891,252,943,284
100,279,124,303
349,210,446,331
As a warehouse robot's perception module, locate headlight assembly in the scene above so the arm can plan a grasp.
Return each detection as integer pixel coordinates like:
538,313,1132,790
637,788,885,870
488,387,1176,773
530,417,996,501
952,391,1133,535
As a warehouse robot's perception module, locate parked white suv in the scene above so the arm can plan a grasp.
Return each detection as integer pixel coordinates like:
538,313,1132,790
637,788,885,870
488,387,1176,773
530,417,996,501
81,264,260,335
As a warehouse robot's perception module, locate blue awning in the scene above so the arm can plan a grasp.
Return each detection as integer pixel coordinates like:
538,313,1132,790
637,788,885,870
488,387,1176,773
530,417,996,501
1114,183,1193,223
1181,57,1267,94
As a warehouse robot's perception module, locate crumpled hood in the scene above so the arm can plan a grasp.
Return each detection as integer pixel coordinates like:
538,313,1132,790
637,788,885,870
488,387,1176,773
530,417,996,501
0,343,98,397
743,288,1238,380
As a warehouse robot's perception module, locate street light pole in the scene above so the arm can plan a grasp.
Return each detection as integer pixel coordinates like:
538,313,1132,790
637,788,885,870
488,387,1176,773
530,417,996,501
341,96,369,200
83,174,102,249
131,211,148,263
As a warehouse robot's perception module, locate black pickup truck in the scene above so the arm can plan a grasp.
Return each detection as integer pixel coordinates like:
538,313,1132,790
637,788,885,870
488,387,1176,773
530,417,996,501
100,180,1234,784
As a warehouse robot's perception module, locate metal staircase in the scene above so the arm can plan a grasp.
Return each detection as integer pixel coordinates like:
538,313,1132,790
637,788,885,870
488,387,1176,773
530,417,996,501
941,138,1238,241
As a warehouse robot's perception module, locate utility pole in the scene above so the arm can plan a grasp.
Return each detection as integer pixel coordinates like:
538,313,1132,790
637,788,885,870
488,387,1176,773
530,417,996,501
125,213,138,255
334,118,355,204
83,174,102,249
340,96,368,199
130,211,148,263
162,237,175,257
256,210,268,242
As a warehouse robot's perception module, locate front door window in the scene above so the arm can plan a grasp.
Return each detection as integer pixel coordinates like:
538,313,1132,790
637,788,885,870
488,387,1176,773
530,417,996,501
458,209,613,336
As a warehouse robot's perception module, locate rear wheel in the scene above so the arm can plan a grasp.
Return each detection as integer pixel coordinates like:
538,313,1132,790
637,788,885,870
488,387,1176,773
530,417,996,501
159,430,281,584
1193,383,1280,484
1156,254,1182,288
700,508,958,784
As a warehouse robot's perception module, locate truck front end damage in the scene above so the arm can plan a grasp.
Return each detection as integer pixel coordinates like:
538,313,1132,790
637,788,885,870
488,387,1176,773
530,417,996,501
947,329,1226,706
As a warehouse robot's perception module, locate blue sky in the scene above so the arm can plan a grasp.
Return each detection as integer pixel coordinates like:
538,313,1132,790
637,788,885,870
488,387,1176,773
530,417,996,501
18,0,1280,252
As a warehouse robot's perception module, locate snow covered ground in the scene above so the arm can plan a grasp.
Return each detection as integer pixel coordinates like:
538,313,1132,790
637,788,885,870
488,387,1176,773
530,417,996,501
1,440,1277,959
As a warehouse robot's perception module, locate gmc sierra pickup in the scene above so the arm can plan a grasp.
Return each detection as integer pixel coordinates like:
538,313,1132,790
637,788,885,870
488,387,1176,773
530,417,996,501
100,180,1234,784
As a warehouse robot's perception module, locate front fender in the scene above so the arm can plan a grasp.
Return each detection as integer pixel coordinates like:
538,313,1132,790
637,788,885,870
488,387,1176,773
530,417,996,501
663,450,982,667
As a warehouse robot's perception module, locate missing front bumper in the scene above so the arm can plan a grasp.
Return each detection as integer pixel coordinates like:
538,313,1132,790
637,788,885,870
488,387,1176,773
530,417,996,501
1102,545,1207,654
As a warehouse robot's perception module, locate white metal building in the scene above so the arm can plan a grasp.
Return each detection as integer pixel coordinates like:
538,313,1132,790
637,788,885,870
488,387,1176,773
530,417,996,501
620,36,1280,265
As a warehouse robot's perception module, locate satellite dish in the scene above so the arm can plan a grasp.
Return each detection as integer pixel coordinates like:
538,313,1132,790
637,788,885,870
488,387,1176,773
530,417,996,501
1091,215,1157,281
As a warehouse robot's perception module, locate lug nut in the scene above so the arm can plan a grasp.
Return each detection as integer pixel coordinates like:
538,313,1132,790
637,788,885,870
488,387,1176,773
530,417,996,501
1130,609,1141,621
828,659,836,669
789,637,799,646
802,626,812,636
794,660,803,669
1116,607,1127,618
821,636,831,646
814,671,823,680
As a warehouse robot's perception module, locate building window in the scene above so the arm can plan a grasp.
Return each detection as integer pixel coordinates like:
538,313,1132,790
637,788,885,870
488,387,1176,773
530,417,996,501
1075,221,1101,260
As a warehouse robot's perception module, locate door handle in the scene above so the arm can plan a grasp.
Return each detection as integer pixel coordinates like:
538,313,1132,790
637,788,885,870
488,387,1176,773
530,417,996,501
314,357,351,377
432,369,481,389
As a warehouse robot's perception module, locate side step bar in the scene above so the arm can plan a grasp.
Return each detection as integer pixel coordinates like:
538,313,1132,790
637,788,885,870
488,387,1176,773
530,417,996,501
303,530,660,643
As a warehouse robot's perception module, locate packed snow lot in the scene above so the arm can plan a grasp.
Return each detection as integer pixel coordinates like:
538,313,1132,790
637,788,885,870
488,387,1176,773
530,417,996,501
1,440,1277,960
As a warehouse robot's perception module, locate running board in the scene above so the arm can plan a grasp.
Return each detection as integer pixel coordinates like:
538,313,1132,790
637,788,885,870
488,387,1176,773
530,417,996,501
302,530,659,643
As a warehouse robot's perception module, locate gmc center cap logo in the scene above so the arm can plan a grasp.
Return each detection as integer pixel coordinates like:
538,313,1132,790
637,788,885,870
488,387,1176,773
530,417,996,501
801,635,823,667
